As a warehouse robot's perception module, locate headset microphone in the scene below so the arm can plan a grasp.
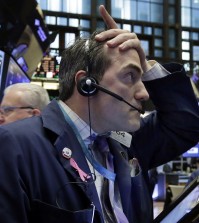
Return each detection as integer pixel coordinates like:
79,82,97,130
77,77,145,114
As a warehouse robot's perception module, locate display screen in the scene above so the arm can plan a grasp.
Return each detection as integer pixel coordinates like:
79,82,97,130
160,185,199,223
183,143,199,158
0,50,5,90
5,57,30,87
154,177,199,223
0,50,30,101
0,1,50,78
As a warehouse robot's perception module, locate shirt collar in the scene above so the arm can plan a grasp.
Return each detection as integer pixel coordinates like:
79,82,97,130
58,100,97,141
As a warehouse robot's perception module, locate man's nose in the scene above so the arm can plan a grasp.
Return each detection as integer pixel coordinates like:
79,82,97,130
134,83,149,101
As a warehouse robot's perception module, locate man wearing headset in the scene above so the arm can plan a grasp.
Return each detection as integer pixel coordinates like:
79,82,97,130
0,5,199,223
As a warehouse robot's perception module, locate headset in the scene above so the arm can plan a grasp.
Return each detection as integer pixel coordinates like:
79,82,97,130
77,76,98,96
76,39,98,96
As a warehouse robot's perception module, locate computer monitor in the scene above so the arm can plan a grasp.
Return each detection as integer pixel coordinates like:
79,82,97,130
0,50,30,101
153,176,199,223
0,0,51,78
183,143,199,158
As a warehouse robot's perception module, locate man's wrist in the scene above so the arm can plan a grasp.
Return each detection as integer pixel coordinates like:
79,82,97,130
142,60,155,73
142,61,171,81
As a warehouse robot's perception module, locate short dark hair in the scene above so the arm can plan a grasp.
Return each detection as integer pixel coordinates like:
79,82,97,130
58,30,112,101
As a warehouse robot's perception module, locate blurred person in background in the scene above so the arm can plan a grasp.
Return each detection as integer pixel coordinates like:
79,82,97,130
0,83,50,125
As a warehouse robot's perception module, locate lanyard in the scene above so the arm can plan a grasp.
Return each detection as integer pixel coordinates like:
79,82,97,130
58,101,116,181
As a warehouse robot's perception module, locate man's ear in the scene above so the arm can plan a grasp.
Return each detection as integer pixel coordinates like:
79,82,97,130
32,108,41,116
75,70,87,85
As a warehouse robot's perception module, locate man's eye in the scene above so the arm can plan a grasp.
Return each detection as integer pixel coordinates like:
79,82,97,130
123,72,138,84
129,72,136,82
130,73,135,80
4,108,14,113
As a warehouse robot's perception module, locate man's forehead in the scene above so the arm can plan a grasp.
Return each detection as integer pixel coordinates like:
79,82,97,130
1,91,23,106
106,46,142,74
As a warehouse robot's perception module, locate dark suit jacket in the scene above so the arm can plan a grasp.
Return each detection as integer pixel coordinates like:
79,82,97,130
0,63,199,223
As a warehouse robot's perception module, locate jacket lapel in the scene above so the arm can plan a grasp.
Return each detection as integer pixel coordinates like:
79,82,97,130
41,100,102,215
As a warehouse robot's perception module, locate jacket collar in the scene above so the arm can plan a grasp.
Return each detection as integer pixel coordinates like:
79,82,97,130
42,99,65,137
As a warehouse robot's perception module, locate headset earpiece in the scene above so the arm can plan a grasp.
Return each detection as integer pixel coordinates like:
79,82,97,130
77,76,98,96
